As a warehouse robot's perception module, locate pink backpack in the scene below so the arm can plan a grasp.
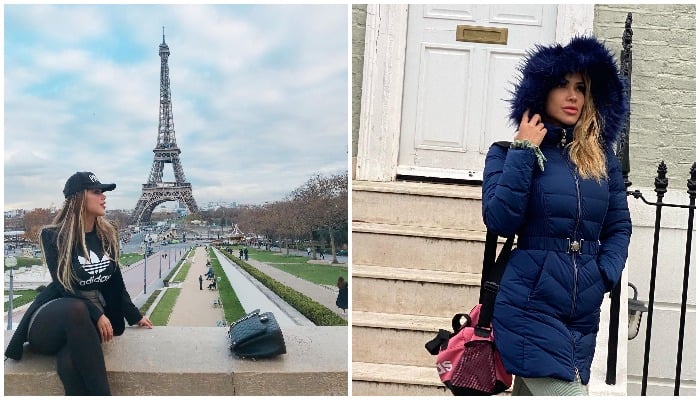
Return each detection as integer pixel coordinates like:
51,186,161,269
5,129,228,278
425,230,514,395
426,304,511,395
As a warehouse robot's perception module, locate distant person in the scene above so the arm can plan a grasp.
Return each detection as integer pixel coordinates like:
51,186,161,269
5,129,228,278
208,279,217,290
307,247,311,257
319,247,324,260
336,277,348,313
199,275,203,290
239,248,243,259
4,171,153,395
244,247,248,261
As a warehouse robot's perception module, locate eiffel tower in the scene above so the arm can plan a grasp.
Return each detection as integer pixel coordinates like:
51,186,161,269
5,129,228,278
132,29,198,225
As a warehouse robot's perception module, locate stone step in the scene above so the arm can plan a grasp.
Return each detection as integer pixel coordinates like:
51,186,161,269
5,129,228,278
351,270,480,317
353,311,456,368
352,263,482,286
352,223,486,273
352,361,449,396
352,180,484,231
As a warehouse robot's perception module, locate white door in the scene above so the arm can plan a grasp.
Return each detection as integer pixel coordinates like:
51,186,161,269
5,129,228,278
397,4,558,181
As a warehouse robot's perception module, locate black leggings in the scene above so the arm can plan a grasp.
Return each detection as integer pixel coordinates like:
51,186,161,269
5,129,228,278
27,298,110,395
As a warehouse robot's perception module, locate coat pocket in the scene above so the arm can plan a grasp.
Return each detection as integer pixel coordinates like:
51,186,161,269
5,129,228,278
526,251,575,318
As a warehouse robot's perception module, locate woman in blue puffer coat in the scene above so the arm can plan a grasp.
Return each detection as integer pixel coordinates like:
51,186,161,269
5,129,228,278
482,36,632,395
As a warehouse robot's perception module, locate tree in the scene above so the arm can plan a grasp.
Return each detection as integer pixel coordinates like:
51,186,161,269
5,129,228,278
107,210,132,230
23,208,54,244
291,171,348,263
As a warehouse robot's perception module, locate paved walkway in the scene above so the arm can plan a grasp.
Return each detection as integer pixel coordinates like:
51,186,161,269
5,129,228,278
166,246,224,327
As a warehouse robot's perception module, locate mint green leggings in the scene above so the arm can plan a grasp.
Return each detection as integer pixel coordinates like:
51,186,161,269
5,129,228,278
511,376,588,396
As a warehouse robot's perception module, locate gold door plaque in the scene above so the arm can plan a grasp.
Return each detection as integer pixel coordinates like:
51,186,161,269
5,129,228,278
456,25,508,45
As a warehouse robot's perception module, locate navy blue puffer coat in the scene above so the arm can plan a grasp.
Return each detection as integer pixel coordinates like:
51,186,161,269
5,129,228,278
482,37,632,385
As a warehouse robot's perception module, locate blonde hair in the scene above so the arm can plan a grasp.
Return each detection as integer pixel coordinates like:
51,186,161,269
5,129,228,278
567,73,607,181
40,190,120,292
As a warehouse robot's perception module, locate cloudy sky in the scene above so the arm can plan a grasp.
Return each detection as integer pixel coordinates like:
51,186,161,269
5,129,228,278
3,4,348,212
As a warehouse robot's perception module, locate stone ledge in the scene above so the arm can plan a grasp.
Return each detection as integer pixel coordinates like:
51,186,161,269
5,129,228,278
4,326,347,396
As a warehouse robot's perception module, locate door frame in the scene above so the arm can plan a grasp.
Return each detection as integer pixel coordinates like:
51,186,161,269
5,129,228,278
356,4,594,182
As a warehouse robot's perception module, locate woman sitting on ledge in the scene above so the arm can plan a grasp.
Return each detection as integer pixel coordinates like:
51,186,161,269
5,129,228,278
5,171,153,396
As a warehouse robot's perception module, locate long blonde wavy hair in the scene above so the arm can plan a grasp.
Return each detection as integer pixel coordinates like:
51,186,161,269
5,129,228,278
40,190,120,292
567,73,607,181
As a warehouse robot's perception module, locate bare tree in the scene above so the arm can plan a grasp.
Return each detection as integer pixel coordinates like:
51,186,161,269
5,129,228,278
291,171,348,263
23,208,54,244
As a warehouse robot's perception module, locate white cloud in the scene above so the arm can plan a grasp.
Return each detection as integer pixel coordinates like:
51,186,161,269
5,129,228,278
4,4,348,213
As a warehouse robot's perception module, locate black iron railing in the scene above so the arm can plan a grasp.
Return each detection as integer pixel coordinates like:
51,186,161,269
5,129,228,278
629,163,696,396
607,13,696,396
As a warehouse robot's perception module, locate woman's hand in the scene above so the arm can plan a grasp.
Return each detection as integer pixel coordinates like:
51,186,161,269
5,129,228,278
137,316,153,329
97,315,114,342
515,109,547,146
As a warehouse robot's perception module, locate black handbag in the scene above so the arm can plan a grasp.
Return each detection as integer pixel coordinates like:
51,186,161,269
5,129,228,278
227,309,286,358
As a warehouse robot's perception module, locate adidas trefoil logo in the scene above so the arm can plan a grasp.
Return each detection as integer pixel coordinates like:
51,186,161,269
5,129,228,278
78,250,110,275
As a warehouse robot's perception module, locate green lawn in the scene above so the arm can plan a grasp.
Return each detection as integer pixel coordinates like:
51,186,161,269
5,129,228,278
173,261,192,282
207,248,246,323
4,289,40,312
268,263,347,286
119,253,143,267
149,288,180,326
246,248,308,263
228,246,347,286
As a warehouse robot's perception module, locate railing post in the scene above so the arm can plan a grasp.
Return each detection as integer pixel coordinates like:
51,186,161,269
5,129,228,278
617,12,633,189
674,163,696,395
607,12,633,385
640,161,669,395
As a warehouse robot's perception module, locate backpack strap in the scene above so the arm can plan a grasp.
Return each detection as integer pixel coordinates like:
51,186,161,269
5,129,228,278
475,140,515,336
475,231,514,336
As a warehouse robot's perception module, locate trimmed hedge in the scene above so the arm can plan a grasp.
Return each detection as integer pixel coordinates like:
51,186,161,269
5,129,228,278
215,246,346,326
139,289,162,315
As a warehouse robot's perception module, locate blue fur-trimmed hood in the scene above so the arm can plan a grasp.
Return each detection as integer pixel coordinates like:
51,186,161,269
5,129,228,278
508,36,627,146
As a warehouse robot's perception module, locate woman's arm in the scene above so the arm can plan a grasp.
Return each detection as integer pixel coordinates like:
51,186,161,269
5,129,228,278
111,264,145,326
482,144,538,236
596,149,632,292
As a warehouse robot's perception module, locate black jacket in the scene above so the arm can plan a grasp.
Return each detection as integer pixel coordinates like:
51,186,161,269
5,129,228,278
5,227,142,360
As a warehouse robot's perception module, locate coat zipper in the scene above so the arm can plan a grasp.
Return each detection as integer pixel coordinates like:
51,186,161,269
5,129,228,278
570,172,581,318
562,127,583,380
562,128,582,318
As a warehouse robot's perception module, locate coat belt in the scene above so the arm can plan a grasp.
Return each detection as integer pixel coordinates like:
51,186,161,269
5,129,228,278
516,236,600,255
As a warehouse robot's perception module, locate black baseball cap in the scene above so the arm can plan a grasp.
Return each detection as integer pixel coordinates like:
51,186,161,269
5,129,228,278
63,171,116,198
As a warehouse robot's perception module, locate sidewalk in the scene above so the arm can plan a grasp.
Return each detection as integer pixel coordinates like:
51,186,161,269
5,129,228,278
235,253,347,321
166,246,225,327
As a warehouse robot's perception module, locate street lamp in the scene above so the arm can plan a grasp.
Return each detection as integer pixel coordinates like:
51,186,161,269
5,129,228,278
628,282,648,340
5,255,18,330
143,250,148,295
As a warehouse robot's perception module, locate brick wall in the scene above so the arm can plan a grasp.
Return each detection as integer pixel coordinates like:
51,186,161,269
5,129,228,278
594,4,696,191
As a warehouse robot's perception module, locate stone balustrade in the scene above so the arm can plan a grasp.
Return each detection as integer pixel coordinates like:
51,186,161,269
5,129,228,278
4,326,347,396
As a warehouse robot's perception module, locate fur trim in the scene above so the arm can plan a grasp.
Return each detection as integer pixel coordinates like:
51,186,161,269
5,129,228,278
508,36,627,145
